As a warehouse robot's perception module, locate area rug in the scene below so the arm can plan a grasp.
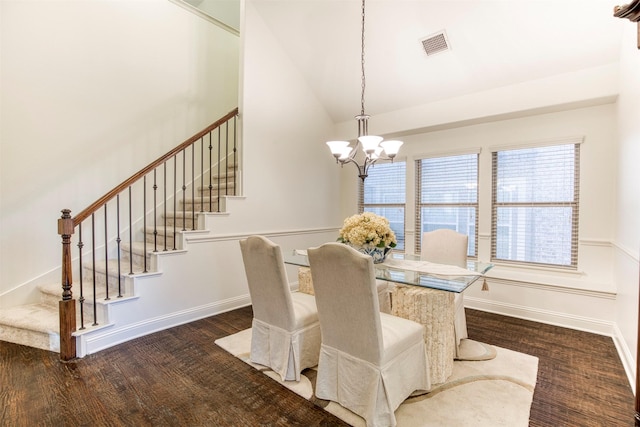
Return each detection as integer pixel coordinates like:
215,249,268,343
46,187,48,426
215,329,538,426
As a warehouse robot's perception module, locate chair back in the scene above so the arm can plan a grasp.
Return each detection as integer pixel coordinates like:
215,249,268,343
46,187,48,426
421,229,468,268
307,242,384,364
239,235,295,330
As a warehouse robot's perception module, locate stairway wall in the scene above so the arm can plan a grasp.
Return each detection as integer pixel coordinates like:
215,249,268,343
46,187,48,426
0,0,239,305
77,1,343,355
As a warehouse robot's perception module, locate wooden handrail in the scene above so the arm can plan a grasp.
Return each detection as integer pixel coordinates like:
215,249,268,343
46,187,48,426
72,108,238,226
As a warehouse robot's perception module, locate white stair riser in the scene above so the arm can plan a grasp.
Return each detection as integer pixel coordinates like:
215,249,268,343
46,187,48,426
180,199,220,212
160,215,198,229
144,231,176,249
196,184,236,198
81,269,135,297
121,248,152,267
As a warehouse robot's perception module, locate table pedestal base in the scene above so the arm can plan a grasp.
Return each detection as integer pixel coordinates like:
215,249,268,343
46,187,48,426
390,284,455,384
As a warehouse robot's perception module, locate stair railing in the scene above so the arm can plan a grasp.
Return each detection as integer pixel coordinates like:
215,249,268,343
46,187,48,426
57,108,239,360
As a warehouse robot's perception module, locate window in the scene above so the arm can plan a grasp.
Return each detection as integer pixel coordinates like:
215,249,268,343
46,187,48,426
491,142,580,268
415,153,478,256
361,161,406,250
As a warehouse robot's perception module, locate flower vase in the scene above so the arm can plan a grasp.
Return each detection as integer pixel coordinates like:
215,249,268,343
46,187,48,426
351,244,391,264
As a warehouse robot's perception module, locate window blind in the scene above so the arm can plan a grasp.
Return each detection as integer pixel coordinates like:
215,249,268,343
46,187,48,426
491,143,580,268
360,161,406,250
415,153,478,256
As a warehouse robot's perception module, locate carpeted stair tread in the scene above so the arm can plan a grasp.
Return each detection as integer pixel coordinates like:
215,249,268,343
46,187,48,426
39,281,131,305
86,258,147,276
0,303,58,334
121,241,154,255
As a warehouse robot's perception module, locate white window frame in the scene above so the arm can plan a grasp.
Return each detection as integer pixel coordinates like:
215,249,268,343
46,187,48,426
414,152,479,257
490,138,581,268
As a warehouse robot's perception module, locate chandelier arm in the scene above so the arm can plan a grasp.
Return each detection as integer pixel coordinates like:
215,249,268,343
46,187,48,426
338,155,378,181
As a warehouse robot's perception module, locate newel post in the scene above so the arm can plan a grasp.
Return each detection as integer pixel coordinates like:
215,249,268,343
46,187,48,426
58,209,77,361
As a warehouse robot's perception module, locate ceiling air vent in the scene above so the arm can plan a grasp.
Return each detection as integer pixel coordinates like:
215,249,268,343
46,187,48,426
420,31,450,56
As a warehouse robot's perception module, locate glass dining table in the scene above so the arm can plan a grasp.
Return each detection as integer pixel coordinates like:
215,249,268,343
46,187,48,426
283,250,493,293
283,249,494,384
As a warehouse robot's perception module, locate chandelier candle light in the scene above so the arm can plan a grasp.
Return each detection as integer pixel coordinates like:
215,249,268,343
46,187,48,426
326,0,403,181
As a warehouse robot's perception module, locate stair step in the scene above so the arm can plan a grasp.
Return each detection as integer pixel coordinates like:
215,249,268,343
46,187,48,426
196,182,236,197
39,281,126,314
0,303,60,352
144,226,178,249
180,196,221,212
121,241,156,266
159,211,200,229
210,169,237,180
79,259,145,300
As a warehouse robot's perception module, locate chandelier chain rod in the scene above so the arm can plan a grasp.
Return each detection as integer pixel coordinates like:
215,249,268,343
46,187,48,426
325,0,402,181
360,0,366,117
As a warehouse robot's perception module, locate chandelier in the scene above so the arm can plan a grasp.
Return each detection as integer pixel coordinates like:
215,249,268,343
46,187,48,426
326,0,403,181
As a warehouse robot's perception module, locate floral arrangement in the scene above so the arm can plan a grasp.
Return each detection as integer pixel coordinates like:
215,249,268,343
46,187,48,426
338,212,397,249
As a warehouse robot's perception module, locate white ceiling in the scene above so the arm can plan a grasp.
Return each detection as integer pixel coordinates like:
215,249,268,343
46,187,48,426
252,0,625,124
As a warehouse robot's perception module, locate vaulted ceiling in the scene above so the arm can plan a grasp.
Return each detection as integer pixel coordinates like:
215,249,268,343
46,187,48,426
252,0,625,124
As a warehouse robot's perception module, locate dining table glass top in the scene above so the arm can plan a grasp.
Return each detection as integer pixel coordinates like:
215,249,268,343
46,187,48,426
283,250,493,293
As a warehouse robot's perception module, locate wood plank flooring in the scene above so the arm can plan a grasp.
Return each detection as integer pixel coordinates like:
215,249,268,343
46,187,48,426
1,306,635,426
466,309,635,426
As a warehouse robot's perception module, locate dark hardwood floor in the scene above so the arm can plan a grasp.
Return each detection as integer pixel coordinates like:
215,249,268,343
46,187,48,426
1,306,635,426
466,309,634,427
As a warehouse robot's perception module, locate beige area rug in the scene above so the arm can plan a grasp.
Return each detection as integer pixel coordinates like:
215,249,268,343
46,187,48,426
215,329,538,427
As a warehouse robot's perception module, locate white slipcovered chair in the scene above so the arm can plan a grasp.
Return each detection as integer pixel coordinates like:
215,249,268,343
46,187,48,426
239,235,321,381
308,242,430,427
421,229,469,357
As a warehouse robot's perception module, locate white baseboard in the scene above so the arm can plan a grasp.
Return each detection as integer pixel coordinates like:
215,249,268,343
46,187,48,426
76,294,251,357
465,296,615,336
611,322,636,394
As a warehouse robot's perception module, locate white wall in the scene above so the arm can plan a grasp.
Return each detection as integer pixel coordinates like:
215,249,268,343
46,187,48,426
373,105,618,331
0,0,239,304
337,98,620,338
614,23,640,389
227,0,341,234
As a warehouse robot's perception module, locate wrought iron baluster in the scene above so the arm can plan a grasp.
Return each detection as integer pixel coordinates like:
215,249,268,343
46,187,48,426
78,223,85,330
225,121,229,198
208,133,213,212
116,195,122,298
153,169,158,252
191,143,195,230
91,214,98,326
232,116,237,195
143,176,148,273
128,187,133,274
200,137,204,214
173,156,177,250
103,204,110,301
182,149,186,232
217,127,221,212
163,162,167,251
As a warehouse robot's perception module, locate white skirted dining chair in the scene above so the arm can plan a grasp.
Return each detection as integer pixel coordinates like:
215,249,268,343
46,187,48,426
308,242,430,427
421,229,469,357
239,235,321,382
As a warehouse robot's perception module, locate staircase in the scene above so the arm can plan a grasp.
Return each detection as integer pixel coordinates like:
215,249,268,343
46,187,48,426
0,111,239,357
